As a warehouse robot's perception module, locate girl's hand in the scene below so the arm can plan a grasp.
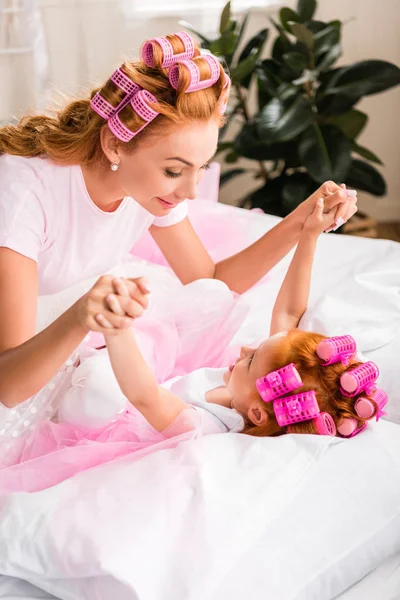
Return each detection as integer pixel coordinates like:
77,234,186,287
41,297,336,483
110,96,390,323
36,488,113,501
303,198,337,235
296,181,358,231
95,277,150,332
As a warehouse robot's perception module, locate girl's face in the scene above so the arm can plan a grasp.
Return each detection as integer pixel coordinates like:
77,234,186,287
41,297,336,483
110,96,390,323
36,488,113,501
115,120,219,215
224,334,288,424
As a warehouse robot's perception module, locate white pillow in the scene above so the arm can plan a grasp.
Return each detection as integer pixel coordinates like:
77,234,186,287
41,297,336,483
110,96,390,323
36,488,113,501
0,421,399,600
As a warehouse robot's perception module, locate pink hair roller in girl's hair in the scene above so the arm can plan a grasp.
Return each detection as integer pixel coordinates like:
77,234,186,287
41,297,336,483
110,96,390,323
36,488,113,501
273,390,320,427
372,387,388,421
316,335,356,366
340,361,379,397
256,363,302,403
314,412,337,436
337,418,367,438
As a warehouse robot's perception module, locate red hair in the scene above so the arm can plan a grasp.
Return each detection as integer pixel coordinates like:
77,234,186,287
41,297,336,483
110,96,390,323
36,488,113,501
243,330,378,437
0,33,228,166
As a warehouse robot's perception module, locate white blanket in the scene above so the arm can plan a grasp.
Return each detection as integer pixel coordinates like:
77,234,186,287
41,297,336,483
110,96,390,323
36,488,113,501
0,419,399,600
1,204,399,600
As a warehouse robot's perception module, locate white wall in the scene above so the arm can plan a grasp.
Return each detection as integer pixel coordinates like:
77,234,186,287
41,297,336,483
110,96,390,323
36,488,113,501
3,0,400,220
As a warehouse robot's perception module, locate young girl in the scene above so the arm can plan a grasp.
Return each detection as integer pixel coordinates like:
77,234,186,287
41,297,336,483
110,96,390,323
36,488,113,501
0,31,357,413
0,199,385,494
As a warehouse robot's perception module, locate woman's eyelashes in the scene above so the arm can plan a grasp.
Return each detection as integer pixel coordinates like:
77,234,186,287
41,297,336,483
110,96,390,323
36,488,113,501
164,163,211,179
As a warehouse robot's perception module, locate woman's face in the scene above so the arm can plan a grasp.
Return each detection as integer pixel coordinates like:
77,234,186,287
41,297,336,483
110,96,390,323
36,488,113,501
116,119,219,216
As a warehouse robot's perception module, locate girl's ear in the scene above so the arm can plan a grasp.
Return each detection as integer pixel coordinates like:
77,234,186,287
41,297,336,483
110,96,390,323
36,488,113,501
247,402,268,427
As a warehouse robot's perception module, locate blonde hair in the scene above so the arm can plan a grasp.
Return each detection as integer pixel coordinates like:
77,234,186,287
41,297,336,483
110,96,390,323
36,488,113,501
243,330,378,437
0,34,228,166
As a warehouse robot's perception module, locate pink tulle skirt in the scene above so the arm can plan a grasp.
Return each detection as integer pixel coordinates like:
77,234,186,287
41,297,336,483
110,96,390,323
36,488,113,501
0,407,204,494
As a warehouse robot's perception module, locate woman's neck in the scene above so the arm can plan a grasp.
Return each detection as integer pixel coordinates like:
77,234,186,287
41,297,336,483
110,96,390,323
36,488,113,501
81,163,125,213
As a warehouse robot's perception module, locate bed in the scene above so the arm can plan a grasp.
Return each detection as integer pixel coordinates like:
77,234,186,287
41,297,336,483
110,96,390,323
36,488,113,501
0,198,399,600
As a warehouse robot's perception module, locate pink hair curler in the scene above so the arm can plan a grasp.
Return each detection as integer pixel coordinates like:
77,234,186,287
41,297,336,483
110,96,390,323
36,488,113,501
169,54,221,92
273,390,320,427
256,363,302,403
340,361,379,397
141,31,195,69
316,335,356,366
373,387,388,421
313,412,337,436
108,90,158,142
354,396,375,419
90,68,141,120
337,417,358,437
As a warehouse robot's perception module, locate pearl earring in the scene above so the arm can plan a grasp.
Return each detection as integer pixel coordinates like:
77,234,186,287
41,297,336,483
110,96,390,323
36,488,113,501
110,162,119,172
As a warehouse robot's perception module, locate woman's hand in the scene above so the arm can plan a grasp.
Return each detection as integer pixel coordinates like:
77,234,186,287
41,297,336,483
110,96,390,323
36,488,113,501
95,276,150,333
296,181,358,231
72,275,149,335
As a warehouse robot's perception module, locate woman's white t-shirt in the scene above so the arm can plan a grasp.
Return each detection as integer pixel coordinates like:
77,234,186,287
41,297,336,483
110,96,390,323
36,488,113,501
0,154,188,294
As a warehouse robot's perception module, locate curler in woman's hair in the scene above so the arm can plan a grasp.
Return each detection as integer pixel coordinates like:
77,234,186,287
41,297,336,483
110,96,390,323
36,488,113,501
169,54,221,92
141,32,195,68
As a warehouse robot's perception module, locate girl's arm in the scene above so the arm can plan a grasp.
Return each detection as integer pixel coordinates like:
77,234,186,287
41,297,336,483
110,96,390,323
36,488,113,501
105,327,187,432
270,199,336,336
150,182,356,294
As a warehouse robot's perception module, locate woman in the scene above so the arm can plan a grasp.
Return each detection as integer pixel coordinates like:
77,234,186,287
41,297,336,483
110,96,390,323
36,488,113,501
0,32,357,409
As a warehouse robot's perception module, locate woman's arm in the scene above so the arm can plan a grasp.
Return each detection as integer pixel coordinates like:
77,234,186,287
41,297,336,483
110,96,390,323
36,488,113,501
151,182,357,294
0,249,143,407
269,199,336,336
106,327,187,432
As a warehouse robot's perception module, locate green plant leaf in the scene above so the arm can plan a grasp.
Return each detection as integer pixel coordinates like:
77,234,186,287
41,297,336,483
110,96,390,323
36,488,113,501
282,51,307,71
231,50,259,85
351,143,384,165
307,20,329,34
216,141,234,154
237,28,269,64
299,124,352,182
325,60,400,97
345,159,386,195
282,172,317,213
316,43,342,71
280,8,299,32
220,1,231,34
276,82,299,101
257,95,314,143
297,0,317,21
218,31,238,62
324,109,368,139
289,22,314,49
234,121,295,160
314,24,341,56
178,21,212,47
220,168,246,186
233,9,250,58
242,177,286,216
317,90,360,116
225,150,239,163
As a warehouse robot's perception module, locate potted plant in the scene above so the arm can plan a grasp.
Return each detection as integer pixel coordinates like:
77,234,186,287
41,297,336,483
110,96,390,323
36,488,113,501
182,0,400,232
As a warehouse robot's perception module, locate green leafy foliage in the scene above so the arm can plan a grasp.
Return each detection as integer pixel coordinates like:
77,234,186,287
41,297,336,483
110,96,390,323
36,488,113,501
181,2,400,214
